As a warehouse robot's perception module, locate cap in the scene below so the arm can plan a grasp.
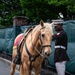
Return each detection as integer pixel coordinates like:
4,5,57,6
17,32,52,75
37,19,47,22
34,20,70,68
52,19,64,26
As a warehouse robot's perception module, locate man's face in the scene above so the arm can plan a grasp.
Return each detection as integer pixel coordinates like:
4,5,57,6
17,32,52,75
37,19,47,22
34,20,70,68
54,25,61,32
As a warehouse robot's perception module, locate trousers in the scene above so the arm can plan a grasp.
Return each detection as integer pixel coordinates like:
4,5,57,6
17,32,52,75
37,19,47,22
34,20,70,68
55,61,67,75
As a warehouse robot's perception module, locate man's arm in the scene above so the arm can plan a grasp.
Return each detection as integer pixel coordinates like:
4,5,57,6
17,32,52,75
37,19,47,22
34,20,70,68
52,31,64,40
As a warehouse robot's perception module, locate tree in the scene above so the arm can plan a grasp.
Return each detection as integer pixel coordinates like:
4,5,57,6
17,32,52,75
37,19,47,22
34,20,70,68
48,0,75,18
0,0,75,28
20,0,75,22
20,0,53,23
0,0,22,28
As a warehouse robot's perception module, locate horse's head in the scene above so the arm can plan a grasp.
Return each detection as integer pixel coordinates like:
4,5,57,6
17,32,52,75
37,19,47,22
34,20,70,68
39,20,54,57
28,20,54,58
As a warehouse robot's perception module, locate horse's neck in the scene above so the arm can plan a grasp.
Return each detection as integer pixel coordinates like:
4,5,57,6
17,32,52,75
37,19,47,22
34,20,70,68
26,26,41,54
32,28,40,45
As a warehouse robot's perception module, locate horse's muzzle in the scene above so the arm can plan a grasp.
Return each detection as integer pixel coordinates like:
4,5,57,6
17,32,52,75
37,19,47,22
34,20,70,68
45,52,50,57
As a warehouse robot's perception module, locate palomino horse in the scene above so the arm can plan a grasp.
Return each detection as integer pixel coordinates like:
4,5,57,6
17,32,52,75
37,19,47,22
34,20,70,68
10,20,54,75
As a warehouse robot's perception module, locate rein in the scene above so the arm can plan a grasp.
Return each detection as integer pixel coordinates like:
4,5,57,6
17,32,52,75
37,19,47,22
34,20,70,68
31,32,51,57
25,41,42,70
24,31,43,70
31,32,44,57
24,26,51,70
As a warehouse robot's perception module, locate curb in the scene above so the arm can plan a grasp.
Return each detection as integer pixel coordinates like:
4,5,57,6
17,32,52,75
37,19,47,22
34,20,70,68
0,57,11,65
0,57,20,70
0,57,57,75
0,57,35,74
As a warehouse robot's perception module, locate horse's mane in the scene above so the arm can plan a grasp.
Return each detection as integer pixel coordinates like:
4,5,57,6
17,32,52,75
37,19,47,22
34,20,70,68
17,26,35,51
24,25,35,38
31,23,53,36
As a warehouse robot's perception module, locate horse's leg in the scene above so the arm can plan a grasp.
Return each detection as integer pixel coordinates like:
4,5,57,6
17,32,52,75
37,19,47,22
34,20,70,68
10,47,17,75
22,62,30,75
29,70,31,75
35,65,41,75
20,64,24,75
20,61,31,75
10,61,16,75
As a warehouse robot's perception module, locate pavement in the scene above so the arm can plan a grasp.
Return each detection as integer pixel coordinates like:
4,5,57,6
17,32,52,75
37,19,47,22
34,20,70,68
0,57,57,75
0,57,20,75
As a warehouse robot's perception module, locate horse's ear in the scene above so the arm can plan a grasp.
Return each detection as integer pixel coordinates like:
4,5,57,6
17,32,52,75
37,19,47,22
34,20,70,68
50,21,55,27
40,20,44,27
51,21,55,26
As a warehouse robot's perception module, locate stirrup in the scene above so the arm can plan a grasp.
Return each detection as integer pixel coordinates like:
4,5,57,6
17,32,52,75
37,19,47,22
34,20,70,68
13,55,21,65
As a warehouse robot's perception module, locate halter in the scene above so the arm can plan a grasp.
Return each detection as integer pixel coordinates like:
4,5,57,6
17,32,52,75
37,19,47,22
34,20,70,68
25,26,51,70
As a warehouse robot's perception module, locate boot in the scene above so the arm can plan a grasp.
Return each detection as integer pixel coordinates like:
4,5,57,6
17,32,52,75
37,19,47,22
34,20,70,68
13,54,21,65
13,45,21,65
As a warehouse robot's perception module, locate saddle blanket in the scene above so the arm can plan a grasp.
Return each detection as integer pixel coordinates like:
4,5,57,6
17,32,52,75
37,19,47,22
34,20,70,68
14,33,24,46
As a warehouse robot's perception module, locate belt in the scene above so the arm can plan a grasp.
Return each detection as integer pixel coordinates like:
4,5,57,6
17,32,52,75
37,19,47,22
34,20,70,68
55,45,66,49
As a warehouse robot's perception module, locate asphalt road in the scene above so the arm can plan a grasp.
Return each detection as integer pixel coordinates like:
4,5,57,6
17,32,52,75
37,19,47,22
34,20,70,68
0,57,57,75
0,60,19,75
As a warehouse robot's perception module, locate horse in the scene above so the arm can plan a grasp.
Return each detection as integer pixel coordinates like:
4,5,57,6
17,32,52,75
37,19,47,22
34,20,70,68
10,20,54,75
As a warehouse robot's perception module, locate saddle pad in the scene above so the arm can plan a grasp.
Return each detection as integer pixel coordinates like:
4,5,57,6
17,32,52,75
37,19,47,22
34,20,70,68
14,33,24,46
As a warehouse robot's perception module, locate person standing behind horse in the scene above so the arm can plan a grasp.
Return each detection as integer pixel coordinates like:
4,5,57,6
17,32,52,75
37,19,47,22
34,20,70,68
52,21,70,75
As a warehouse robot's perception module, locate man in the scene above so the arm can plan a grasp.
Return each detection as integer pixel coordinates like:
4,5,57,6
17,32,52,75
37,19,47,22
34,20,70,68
52,22,70,75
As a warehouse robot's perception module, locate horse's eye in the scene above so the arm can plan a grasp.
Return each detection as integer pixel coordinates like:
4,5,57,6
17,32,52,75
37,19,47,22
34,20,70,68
41,34,45,37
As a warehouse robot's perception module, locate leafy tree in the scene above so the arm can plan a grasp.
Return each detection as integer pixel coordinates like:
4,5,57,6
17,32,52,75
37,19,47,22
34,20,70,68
20,0,75,22
48,0,75,18
0,0,22,28
20,0,52,23
0,0,75,28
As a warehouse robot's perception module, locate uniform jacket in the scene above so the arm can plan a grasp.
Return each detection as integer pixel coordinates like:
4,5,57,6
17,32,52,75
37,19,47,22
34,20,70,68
53,30,70,63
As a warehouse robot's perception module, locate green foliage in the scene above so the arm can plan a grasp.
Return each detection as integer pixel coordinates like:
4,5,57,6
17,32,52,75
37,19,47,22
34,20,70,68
0,0,22,28
48,0,75,12
0,0,75,28
20,0,59,22
20,0,75,23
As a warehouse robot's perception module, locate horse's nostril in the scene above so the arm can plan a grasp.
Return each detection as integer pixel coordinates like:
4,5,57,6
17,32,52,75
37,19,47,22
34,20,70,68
45,52,47,55
45,52,50,56
47,54,50,56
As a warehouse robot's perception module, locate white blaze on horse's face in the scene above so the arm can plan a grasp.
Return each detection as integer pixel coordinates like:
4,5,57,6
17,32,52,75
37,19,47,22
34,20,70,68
40,20,53,57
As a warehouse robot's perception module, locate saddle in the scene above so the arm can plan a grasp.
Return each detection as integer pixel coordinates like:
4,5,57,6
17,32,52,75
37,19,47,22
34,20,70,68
13,26,35,65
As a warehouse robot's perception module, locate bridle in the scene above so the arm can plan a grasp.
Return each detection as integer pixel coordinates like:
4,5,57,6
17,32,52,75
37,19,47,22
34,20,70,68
31,26,51,56
24,26,51,70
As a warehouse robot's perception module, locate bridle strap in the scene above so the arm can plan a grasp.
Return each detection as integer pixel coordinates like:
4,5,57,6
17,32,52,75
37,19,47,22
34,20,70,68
25,41,41,59
39,35,51,48
25,40,42,70
31,32,44,57
42,45,51,47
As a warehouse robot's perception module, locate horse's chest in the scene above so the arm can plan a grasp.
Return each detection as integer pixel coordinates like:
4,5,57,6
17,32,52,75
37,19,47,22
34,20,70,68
32,57,43,67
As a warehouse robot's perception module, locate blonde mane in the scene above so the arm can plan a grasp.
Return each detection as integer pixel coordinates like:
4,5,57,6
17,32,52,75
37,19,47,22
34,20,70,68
32,23,53,35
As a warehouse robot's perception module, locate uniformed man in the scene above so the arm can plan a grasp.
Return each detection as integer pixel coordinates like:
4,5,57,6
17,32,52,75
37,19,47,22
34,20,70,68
52,21,70,75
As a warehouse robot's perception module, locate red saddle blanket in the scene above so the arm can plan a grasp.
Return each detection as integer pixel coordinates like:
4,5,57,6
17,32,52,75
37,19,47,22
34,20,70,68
14,33,24,46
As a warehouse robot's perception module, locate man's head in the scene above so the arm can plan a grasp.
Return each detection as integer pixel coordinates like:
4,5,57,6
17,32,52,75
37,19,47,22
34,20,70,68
54,23,63,32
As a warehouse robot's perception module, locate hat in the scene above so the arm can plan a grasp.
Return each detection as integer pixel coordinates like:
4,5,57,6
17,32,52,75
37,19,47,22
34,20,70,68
52,19,64,26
